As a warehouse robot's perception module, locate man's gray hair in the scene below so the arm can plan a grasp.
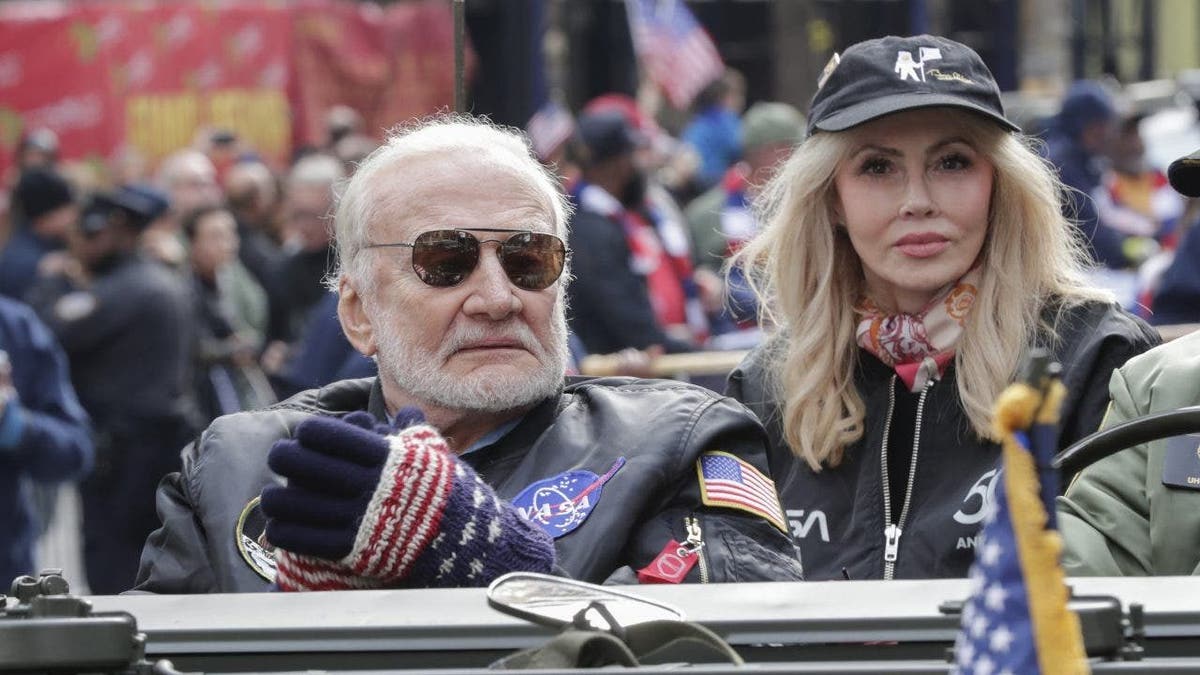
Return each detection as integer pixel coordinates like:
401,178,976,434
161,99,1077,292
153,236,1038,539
330,113,572,289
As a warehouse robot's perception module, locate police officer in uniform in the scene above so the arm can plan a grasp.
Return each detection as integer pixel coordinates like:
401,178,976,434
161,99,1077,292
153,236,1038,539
27,186,198,594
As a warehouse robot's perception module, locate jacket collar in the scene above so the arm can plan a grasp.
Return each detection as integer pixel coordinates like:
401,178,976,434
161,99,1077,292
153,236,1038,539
459,386,566,471
366,377,389,421
303,376,566,467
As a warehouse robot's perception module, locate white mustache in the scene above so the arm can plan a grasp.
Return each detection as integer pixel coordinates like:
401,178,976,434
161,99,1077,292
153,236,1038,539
437,322,542,360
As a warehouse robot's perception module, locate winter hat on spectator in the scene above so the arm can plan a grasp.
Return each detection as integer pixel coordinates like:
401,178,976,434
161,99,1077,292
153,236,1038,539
14,168,73,221
576,110,646,165
1055,80,1117,140
583,93,664,140
80,184,170,235
741,102,805,153
806,34,1018,137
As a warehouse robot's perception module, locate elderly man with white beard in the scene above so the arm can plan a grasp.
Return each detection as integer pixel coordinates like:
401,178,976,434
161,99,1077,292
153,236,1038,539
132,115,803,593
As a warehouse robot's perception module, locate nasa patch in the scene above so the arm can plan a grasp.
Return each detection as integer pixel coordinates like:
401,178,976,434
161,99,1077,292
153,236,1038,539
512,457,626,538
235,495,278,582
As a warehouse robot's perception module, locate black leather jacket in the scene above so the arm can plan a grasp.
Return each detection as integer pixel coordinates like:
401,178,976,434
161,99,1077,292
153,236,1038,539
727,300,1159,581
134,377,804,592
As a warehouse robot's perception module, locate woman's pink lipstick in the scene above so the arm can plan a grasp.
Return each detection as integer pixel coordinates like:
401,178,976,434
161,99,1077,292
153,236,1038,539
895,232,950,258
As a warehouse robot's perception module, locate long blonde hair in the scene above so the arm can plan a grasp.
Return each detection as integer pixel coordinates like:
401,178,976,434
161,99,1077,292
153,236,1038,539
731,112,1108,471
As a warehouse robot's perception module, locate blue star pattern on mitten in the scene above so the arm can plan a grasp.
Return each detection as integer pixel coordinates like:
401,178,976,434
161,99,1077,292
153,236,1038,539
262,409,555,591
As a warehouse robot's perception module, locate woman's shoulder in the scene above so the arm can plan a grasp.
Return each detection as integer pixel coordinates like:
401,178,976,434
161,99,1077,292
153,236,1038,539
1042,296,1161,376
726,339,790,412
1043,297,1159,347
728,341,772,392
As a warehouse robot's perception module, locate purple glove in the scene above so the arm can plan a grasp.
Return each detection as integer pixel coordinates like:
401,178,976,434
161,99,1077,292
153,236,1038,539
262,409,555,591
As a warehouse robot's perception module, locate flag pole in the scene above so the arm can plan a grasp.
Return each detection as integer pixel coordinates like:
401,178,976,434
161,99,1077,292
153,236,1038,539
454,0,466,113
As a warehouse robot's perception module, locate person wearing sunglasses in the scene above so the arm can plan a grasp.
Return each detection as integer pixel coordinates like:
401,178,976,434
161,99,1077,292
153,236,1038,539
132,114,804,594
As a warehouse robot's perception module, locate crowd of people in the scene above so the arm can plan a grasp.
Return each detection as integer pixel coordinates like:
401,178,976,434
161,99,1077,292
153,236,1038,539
1041,79,1200,322
0,110,379,592
2,32,1199,596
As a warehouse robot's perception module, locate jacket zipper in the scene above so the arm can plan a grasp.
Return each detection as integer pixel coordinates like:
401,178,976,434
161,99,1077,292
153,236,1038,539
685,515,708,583
880,375,934,580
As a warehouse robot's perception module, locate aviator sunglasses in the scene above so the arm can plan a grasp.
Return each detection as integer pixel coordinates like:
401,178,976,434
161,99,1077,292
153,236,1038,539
363,227,567,291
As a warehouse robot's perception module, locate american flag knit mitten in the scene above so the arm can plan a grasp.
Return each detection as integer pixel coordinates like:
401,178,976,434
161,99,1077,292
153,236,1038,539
261,410,555,591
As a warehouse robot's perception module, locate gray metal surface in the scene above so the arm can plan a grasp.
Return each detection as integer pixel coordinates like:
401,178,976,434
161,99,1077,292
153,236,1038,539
72,577,1200,671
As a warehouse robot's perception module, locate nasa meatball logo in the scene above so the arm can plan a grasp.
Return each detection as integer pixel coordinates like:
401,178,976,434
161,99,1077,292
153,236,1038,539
512,457,626,538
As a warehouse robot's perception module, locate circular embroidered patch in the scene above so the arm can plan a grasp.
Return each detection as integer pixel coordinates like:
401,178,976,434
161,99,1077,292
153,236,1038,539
511,458,625,539
235,496,277,582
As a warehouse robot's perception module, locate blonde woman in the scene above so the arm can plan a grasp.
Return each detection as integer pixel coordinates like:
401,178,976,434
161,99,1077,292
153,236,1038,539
727,35,1158,581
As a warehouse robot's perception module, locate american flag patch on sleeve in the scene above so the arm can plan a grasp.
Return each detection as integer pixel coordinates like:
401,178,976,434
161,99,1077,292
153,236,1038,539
696,451,787,533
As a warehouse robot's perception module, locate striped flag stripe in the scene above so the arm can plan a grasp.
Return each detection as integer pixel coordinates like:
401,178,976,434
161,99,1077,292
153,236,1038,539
625,0,724,109
704,481,781,514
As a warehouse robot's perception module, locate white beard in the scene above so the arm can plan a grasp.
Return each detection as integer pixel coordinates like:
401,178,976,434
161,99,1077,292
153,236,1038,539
373,299,569,414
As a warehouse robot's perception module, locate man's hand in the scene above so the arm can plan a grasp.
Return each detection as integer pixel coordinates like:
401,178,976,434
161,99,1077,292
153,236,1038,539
262,410,555,591
37,251,88,286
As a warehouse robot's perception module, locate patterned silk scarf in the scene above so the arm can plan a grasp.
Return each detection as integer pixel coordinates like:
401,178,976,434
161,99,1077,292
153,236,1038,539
855,267,981,392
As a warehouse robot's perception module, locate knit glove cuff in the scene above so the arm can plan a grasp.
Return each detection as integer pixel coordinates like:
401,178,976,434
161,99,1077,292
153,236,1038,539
275,423,555,591
404,458,556,588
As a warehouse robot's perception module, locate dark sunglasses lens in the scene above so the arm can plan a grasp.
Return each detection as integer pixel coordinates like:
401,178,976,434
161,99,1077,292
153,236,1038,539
412,230,479,287
500,232,566,290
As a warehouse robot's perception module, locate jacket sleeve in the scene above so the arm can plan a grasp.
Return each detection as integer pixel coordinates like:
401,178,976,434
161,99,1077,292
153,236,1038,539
601,395,804,584
1058,331,1200,577
1056,303,1160,449
0,302,93,482
1057,367,1153,576
132,415,281,594
130,466,220,593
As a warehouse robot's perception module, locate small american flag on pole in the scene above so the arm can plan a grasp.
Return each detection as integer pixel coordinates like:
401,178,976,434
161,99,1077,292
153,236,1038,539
696,451,787,532
625,0,725,110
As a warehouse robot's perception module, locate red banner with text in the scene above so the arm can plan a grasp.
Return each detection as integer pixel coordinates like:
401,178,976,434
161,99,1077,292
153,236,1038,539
0,0,456,179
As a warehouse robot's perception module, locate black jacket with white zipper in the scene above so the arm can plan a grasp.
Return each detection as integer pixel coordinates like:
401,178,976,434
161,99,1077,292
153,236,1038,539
133,376,804,593
726,300,1159,581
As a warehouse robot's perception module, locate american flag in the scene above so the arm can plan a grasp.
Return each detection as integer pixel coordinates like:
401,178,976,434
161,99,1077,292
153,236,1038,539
525,102,575,163
625,0,725,110
696,452,786,532
952,364,1087,674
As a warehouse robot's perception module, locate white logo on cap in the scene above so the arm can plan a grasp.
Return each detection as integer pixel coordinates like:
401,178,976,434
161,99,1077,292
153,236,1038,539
895,47,943,82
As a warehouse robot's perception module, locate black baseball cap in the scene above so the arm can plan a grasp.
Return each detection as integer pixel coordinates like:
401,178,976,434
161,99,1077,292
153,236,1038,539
1168,148,1200,198
80,184,170,235
576,110,646,164
807,34,1019,137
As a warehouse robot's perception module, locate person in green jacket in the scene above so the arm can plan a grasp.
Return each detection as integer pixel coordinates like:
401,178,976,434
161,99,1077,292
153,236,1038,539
1058,326,1200,576
1059,145,1200,577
